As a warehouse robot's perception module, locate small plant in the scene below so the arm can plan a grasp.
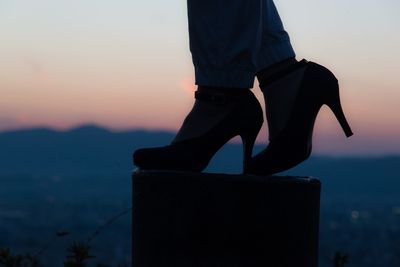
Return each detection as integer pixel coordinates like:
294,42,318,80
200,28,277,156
0,247,43,267
64,242,95,267
332,251,349,267
0,248,23,267
0,207,132,267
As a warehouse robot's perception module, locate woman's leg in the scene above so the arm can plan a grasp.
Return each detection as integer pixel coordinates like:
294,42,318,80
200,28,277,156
133,0,265,172
247,0,353,175
187,0,262,88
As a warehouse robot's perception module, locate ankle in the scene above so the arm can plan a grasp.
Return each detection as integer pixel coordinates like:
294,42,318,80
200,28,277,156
257,57,298,85
198,86,250,95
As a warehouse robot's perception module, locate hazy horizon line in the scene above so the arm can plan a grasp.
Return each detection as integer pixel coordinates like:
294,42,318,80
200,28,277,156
1,122,400,158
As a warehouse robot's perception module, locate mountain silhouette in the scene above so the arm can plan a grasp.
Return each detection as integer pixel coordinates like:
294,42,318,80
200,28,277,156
0,125,174,176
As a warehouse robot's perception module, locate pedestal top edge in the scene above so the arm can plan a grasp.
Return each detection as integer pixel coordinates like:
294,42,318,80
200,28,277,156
132,169,320,185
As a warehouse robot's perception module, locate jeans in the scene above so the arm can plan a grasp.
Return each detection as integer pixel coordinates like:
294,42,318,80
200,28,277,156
187,0,295,88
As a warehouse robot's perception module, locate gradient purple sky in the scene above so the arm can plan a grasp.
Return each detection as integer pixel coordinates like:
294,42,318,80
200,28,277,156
1,0,400,155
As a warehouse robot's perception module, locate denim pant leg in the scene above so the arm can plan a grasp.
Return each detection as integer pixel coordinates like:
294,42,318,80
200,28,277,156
257,0,296,71
187,0,295,88
187,0,262,88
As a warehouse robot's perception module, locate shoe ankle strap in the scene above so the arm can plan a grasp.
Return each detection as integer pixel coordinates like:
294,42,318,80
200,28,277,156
195,90,249,104
259,59,309,88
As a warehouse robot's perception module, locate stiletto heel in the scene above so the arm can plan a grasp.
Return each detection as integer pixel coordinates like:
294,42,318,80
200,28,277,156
325,83,353,138
241,127,260,173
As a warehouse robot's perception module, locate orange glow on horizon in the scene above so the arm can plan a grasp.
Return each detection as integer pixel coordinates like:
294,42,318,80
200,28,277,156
179,76,196,95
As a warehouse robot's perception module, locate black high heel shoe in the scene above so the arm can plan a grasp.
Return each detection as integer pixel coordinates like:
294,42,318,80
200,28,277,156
133,87,263,172
247,59,353,175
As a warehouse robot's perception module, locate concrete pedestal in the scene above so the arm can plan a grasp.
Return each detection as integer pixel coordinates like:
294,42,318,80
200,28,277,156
132,170,321,267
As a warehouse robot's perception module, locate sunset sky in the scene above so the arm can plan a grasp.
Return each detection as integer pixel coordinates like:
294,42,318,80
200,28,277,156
1,0,400,155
